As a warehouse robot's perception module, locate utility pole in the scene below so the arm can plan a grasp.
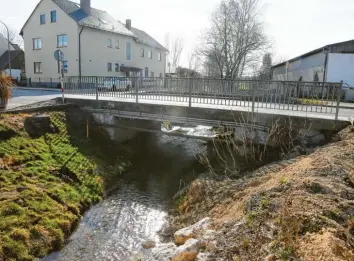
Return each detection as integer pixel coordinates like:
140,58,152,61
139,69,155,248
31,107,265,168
0,21,11,78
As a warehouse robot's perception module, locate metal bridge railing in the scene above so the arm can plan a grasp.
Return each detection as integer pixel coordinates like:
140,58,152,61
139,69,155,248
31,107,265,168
63,76,344,119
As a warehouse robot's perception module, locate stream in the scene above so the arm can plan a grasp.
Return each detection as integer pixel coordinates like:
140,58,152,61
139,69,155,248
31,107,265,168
43,134,206,261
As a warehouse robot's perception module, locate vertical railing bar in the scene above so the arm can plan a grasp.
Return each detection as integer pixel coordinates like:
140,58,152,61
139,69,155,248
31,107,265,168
331,84,335,114
252,81,255,114
282,82,286,110
335,81,343,120
325,83,329,113
287,83,291,110
320,82,324,113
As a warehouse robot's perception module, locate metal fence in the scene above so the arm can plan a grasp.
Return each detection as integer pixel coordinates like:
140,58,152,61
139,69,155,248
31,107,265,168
27,77,62,88
64,76,343,118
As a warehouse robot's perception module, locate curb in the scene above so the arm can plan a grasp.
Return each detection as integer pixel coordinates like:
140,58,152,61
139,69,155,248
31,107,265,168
0,103,76,114
13,87,61,92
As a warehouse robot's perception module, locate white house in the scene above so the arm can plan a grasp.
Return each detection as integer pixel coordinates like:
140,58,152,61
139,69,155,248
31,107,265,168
20,0,168,86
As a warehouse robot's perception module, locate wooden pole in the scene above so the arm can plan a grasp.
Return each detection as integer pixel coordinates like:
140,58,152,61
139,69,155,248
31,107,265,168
86,118,89,138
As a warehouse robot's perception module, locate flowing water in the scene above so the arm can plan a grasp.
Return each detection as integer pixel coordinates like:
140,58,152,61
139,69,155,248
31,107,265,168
43,134,206,261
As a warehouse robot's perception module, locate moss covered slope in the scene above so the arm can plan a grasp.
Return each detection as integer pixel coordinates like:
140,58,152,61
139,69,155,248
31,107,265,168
0,112,105,260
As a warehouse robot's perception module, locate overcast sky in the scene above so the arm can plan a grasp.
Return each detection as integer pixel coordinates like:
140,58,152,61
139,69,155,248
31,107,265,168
1,0,354,66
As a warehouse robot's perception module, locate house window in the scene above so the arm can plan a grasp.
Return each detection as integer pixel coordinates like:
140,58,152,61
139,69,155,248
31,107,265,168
34,62,42,74
108,62,112,72
158,52,162,61
150,72,154,77
145,67,149,77
126,42,132,60
115,40,119,49
148,50,152,59
140,48,145,57
33,38,42,50
115,63,120,72
108,39,113,48
51,11,56,23
63,61,68,73
57,34,67,47
40,14,45,24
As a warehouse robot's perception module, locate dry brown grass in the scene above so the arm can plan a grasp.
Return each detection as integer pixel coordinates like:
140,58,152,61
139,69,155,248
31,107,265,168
199,117,297,177
174,126,354,261
298,228,354,261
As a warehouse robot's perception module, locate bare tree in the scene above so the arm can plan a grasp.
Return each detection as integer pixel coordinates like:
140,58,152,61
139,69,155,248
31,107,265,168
188,50,201,73
203,55,219,77
174,50,202,77
170,36,184,67
201,0,268,80
258,52,273,80
0,27,23,47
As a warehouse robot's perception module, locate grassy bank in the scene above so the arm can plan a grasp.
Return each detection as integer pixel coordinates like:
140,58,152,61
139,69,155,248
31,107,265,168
173,126,354,261
0,111,124,260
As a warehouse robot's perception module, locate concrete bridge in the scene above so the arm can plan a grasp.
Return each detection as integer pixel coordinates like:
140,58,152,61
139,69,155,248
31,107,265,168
62,77,352,143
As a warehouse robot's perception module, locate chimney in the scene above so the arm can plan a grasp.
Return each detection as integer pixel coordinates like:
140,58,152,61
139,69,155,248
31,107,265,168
81,0,91,15
126,19,132,30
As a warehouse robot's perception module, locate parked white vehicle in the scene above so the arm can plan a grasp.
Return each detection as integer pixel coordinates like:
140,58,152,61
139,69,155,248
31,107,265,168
99,77,132,91
3,69,21,80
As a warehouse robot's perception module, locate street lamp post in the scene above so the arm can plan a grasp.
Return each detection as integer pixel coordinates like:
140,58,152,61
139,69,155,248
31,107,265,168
0,20,11,78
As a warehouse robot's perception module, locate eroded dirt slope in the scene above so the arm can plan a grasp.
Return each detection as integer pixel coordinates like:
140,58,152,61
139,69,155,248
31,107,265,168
173,127,354,261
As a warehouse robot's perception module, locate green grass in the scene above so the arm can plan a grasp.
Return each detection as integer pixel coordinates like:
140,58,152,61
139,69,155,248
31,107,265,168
298,98,328,106
0,111,121,260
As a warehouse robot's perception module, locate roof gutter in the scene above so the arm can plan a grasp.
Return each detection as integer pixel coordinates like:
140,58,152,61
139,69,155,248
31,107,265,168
79,26,84,77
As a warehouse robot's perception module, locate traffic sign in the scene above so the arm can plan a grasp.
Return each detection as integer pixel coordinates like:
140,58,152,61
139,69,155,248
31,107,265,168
54,50,64,61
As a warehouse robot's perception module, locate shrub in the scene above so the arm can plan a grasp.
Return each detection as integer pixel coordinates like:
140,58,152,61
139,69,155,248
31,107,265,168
0,73,13,108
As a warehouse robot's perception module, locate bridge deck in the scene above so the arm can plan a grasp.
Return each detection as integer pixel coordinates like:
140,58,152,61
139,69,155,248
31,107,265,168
64,94,353,122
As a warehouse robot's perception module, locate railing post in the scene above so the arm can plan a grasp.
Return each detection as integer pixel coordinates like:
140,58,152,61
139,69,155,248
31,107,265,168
61,76,64,104
95,77,98,101
136,77,139,104
189,78,192,107
252,81,256,114
335,81,343,120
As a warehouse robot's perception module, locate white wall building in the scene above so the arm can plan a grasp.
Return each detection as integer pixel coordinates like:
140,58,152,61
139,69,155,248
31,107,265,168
272,39,354,101
272,39,354,86
20,0,167,86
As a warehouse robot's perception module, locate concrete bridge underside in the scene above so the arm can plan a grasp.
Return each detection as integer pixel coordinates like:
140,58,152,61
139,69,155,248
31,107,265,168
66,97,349,133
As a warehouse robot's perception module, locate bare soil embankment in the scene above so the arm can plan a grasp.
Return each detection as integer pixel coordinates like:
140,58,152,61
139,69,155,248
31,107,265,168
173,126,354,261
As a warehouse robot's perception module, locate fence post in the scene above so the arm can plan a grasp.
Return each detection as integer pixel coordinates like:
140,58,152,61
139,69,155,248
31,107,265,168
61,76,64,104
335,81,343,120
189,78,192,107
95,77,98,101
136,77,139,104
251,81,256,114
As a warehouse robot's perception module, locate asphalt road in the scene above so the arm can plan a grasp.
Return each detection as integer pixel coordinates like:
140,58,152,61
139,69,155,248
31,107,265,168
6,88,61,110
